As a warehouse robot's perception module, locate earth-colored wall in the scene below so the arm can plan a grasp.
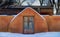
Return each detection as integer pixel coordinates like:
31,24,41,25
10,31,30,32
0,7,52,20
0,15,60,33
0,16,13,32
8,7,48,33
0,8,60,33
44,16,60,31
40,8,53,15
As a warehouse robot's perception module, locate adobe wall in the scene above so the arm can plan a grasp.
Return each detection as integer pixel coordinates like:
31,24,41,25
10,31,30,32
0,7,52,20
40,8,53,15
44,15,60,31
0,15,60,33
0,16,13,32
8,8,48,33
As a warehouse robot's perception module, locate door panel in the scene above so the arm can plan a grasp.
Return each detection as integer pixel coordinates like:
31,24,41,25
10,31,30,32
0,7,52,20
24,17,29,33
29,17,34,33
29,22,34,33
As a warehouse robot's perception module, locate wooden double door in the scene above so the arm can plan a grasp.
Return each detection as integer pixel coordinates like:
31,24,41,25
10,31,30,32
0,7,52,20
23,16,34,34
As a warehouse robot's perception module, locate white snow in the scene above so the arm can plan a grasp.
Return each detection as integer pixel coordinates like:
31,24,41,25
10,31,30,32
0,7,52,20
0,32,60,37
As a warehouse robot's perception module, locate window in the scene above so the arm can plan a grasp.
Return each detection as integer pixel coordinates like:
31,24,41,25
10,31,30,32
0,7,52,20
23,16,34,34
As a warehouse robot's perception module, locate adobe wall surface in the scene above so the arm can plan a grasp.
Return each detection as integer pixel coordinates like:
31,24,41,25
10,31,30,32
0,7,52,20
40,8,53,15
44,15,60,31
0,16,13,32
0,15,60,33
8,8,48,33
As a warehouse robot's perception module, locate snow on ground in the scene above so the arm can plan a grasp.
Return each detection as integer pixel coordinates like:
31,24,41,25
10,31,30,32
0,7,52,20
0,32,60,37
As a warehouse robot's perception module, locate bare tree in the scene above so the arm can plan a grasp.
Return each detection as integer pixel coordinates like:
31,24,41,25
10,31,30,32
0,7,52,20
26,0,35,6
19,0,26,6
39,0,44,6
